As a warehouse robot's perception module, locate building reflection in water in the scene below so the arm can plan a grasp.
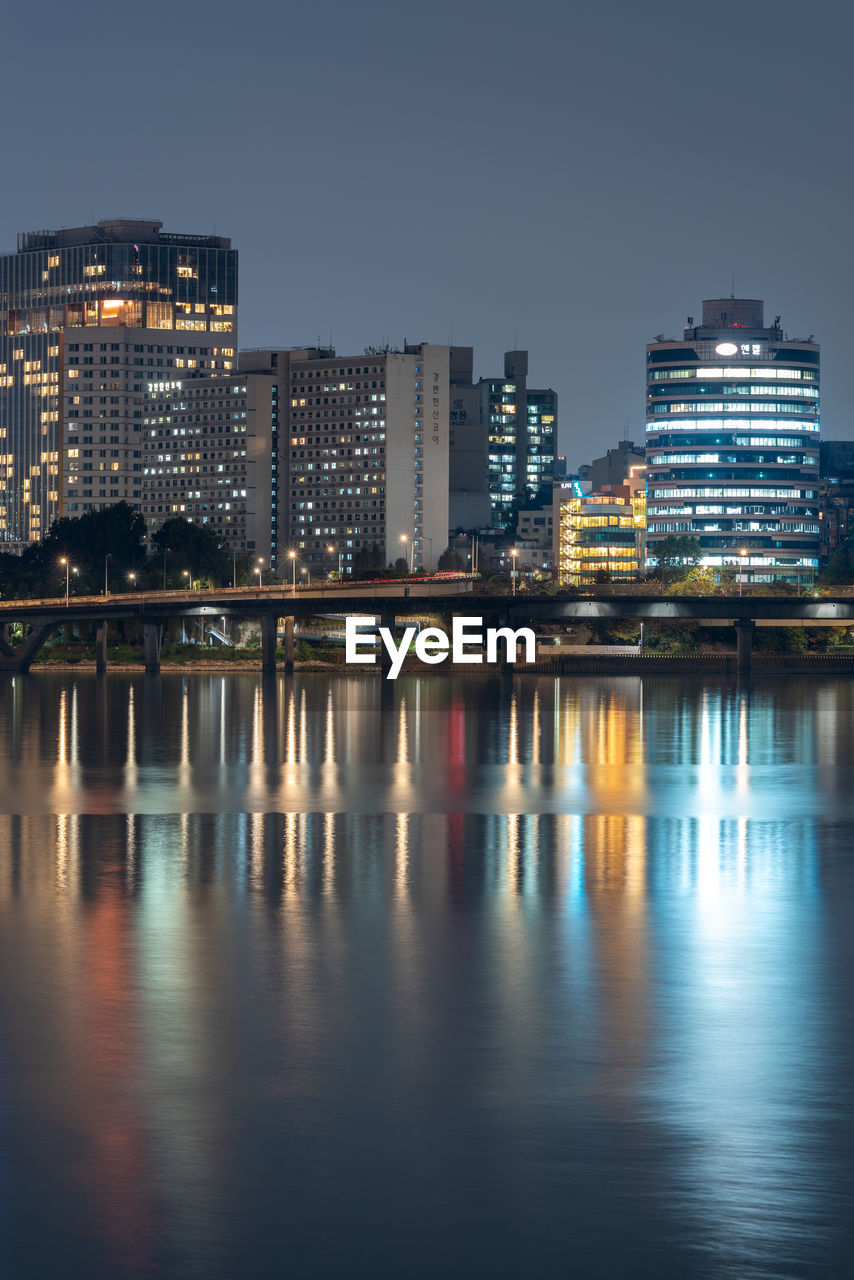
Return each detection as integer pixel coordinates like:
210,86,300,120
0,672,851,1276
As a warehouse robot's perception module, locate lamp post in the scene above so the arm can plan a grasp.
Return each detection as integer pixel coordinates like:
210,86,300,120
128,572,137,591
104,552,112,598
60,557,70,604
162,545,169,591
256,557,265,589
739,548,748,597
233,548,238,589
327,544,344,581
183,569,193,591
417,535,433,573
301,565,310,587
288,549,296,594
510,547,519,596
400,533,413,573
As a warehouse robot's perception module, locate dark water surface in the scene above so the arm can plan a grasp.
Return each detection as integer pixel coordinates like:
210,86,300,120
0,672,853,1279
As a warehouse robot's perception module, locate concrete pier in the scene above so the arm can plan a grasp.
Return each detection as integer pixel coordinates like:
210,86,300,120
735,619,755,674
261,614,277,674
282,616,295,674
95,622,108,674
143,622,162,675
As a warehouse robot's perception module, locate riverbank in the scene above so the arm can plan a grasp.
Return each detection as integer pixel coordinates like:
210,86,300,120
22,650,854,675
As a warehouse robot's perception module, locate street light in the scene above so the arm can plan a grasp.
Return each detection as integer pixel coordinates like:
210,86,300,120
327,544,344,580
739,547,748,597
104,552,112,598
301,565,311,587
400,533,413,573
183,569,194,590
417,535,433,573
128,571,137,591
256,556,265,589
288,549,296,594
59,556,70,604
510,547,519,596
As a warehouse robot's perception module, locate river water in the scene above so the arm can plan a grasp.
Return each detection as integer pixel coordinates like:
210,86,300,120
0,672,852,1279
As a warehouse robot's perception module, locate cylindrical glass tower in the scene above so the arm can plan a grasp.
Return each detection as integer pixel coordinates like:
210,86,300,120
645,299,819,585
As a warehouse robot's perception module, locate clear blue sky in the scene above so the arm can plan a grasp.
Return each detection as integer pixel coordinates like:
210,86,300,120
4,0,852,466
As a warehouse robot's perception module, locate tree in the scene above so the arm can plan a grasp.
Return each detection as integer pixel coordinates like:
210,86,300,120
650,535,703,582
33,503,148,594
152,518,230,586
819,539,854,585
437,547,465,571
351,543,385,578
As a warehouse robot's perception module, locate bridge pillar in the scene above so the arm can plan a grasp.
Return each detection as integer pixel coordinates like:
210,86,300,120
735,619,755,674
95,622,108,674
379,610,396,675
261,614,277,674
143,622,162,675
282,616,295,674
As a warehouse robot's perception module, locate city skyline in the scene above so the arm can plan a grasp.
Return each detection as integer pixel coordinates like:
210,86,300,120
3,0,854,468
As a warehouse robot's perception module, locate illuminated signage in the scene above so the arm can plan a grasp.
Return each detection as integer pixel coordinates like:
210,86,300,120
715,341,763,357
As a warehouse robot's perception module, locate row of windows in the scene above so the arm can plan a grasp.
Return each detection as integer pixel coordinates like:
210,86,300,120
294,366,387,378
647,418,820,434
649,435,810,449
650,453,817,465
652,487,817,499
649,383,818,398
652,401,818,415
650,366,817,381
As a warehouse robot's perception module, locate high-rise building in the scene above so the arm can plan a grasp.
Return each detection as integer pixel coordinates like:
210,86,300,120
484,351,557,527
239,344,449,575
142,371,276,569
448,348,557,530
0,218,236,547
645,299,820,584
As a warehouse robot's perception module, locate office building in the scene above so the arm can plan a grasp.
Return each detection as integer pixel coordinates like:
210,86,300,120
142,371,275,569
240,344,449,575
818,441,854,559
0,218,236,547
646,299,819,584
588,439,645,491
449,348,557,530
554,475,646,586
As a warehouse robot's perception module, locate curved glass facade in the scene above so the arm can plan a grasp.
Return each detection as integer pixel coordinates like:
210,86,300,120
645,300,819,585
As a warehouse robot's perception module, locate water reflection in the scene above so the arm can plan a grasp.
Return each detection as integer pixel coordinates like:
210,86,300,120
0,674,852,1279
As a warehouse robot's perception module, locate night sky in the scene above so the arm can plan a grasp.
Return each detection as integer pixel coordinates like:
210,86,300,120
5,0,853,465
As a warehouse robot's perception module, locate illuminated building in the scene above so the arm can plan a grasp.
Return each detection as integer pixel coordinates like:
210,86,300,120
0,219,236,547
239,344,449,575
645,299,819,584
142,373,275,568
554,479,646,586
448,348,558,530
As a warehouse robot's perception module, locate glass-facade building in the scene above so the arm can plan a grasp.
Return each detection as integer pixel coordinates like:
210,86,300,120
645,299,819,584
555,481,646,586
485,350,556,527
0,219,236,546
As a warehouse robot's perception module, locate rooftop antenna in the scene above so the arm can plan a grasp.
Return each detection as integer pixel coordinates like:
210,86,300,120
731,273,735,298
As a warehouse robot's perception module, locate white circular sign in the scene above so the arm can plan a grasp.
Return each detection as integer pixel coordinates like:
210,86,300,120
714,342,739,356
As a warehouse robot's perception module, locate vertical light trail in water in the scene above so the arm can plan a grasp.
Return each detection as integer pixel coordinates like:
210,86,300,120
126,686,137,791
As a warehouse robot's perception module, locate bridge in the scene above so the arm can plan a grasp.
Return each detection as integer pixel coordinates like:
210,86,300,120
1,580,852,674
